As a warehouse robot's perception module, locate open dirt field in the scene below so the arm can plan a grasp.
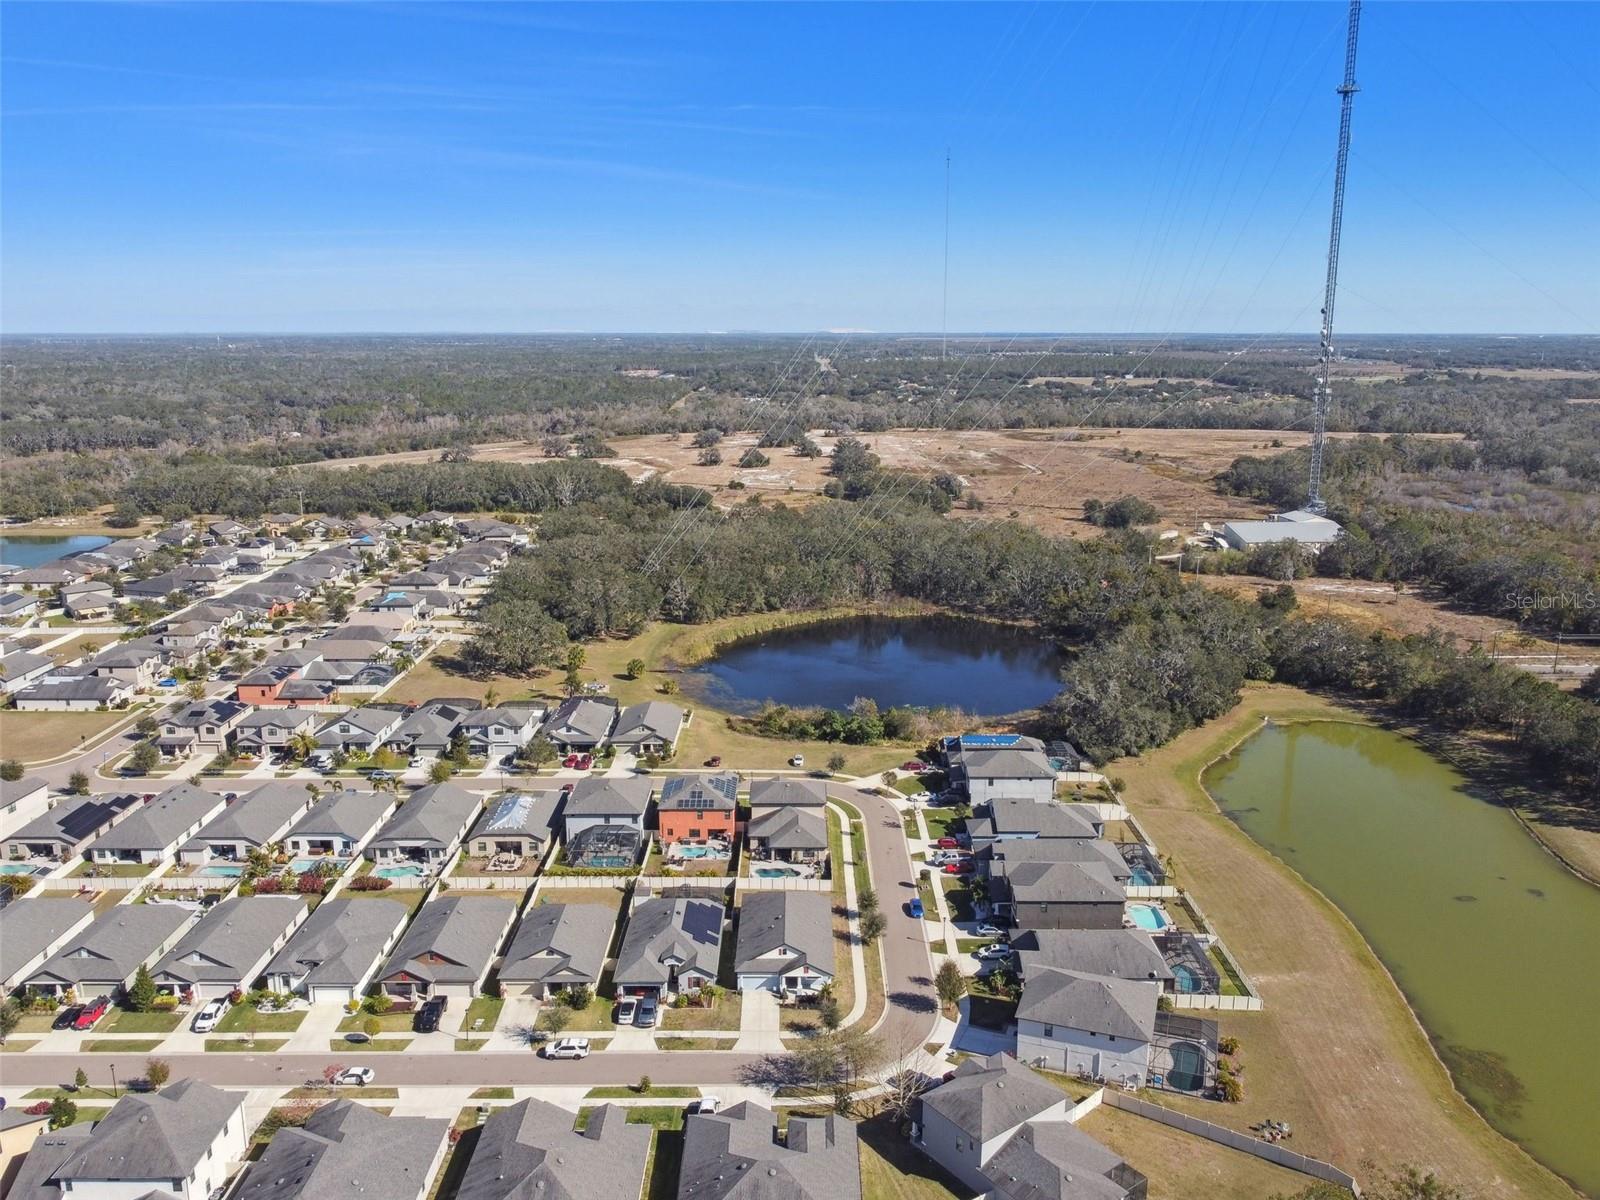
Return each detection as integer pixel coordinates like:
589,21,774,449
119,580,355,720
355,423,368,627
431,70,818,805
1114,685,1573,1200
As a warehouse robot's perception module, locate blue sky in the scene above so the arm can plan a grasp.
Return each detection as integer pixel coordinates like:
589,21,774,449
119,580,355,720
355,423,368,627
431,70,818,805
2,2,1595,334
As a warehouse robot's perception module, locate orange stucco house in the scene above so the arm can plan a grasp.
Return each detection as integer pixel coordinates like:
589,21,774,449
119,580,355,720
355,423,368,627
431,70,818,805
655,773,740,846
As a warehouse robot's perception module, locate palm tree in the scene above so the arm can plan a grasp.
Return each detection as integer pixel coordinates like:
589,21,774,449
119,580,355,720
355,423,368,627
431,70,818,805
287,731,318,763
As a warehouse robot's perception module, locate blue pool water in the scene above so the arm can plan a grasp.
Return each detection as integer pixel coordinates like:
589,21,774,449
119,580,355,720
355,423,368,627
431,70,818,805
0,863,42,876
1128,867,1155,886
1128,903,1169,931
1171,963,1203,993
290,857,349,873
199,864,246,878
375,863,425,880
755,866,802,878
675,845,723,860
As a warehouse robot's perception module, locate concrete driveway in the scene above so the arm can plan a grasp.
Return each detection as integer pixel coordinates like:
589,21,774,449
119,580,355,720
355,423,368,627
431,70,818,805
731,988,782,1053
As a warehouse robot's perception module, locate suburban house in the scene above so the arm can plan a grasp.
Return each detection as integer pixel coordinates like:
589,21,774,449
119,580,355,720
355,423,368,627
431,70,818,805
745,806,829,866
157,699,250,759
655,773,738,847
121,569,203,601
364,782,481,866
1014,966,1159,1087
561,776,653,841
24,904,197,998
458,1101,650,1200
376,894,517,1001
236,650,331,707
316,705,406,754
232,707,319,759
235,1101,450,1200
0,592,39,621
262,897,412,1005
176,783,314,865
6,790,142,864
966,797,1103,850
0,650,55,696
150,895,309,1002
1,1108,51,1198
8,1079,248,1200
11,675,134,711
609,700,687,757
283,788,394,860
989,861,1130,931
679,1104,860,1200
953,746,1058,808
62,587,115,619
1013,929,1176,990
612,894,725,1001
157,618,225,654
732,890,835,995
465,791,562,861
0,898,97,993
541,695,618,753
86,783,227,865
385,700,473,760
497,901,616,1000
0,775,51,839
82,637,168,690
979,835,1132,882
748,776,829,810
458,705,542,764
914,1053,1146,1200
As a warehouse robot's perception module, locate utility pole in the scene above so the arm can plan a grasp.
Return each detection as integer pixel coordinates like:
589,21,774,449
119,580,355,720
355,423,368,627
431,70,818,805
1307,0,1363,515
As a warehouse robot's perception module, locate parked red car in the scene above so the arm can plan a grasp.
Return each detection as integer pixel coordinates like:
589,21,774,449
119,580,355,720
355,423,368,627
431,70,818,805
935,836,960,850
942,861,974,875
902,760,927,772
575,754,594,771
705,756,723,767
562,754,580,769
73,995,112,1031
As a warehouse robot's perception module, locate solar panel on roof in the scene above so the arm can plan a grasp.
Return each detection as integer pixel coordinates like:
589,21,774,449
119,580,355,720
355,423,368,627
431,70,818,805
682,901,723,946
56,795,138,842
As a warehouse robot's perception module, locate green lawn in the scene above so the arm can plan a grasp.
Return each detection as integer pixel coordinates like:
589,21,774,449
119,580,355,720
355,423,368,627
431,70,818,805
460,995,504,1035
215,1006,306,1034
1208,945,1248,997
328,1038,413,1051
70,861,154,878
921,808,964,840
99,1008,182,1034
287,1085,402,1099
955,937,997,953
659,991,739,1031
893,776,928,797
656,1036,727,1050
82,1038,164,1052
471,1086,515,1099
0,1040,40,1053
205,1037,288,1052
584,1085,700,1100
856,1113,966,1200
337,1011,415,1033
916,874,939,922
938,875,976,922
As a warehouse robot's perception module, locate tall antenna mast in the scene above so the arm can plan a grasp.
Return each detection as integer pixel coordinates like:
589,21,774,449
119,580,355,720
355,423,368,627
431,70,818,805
941,149,951,360
1307,0,1362,515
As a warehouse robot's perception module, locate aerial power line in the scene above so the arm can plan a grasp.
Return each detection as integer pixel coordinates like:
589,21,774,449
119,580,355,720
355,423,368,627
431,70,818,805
1307,0,1362,515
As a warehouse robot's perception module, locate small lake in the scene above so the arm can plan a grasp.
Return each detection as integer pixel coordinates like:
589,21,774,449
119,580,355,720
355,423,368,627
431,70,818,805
1205,721,1600,1196
679,615,1065,715
0,534,114,568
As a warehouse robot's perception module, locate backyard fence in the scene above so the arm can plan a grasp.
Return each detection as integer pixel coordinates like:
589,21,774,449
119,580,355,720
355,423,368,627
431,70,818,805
1101,1091,1361,1195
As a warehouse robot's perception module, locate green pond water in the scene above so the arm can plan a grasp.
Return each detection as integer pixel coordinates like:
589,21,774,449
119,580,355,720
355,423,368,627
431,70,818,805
1203,720,1599,1198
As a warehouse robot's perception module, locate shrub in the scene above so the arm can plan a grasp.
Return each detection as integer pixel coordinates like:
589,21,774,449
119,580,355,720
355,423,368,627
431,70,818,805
25,1100,52,1116
635,1074,652,1094
364,993,393,1015
1219,1074,1244,1103
362,1016,382,1038
151,994,179,1011
144,1057,172,1090
1218,1035,1240,1056
253,876,284,894
562,985,592,1010
348,875,392,891
295,873,328,894
49,1097,78,1128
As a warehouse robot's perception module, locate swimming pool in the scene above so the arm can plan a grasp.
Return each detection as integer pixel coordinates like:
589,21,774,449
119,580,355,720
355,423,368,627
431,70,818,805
0,863,42,876
197,863,246,878
290,857,349,874
1128,903,1169,931
375,863,426,880
1171,963,1204,993
1128,867,1156,886
674,845,725,860
754,865,803,878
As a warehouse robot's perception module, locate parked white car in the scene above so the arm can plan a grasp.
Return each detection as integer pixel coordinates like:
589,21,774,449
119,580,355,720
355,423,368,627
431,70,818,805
975,943,1013,961
337,1067,376,1087
687,1096,721,1115
543,1038,591,1060
191,998,228,1033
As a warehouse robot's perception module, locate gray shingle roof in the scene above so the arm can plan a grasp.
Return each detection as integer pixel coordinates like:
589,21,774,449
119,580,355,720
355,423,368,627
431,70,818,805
458,1100,651,1200
288,789,394,843
975,799,1100,841
982,837,1130,879
187,784,310,848
89,784,223,853
961,747,1057,780
1015,967,1158,1042
235,1099,449,1200
1003,861,1126,907
0,899,94,984
563,776,652,819
370,783,481,849
51,1080,244,1186
31,904,195,988
153,896,307,988
918,1053,1063,1142
679,1102,860,1200
380,895,515,987
984,1120,1135,1200
614,896,724,990
544,696,618,742
1011,930,1173,987
748,778,828,808
734,891,834,981
611,700,684,746
746,806,828,851
498,902,616,987
264,898,410,992
468,791,562,844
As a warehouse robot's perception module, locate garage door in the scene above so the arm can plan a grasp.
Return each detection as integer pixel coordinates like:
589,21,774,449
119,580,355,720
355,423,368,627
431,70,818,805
502,983,543,1001
737,974,781,993
309,985,354,1006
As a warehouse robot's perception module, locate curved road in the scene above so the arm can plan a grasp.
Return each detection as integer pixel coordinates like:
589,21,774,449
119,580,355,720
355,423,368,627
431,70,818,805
0,781,940,1090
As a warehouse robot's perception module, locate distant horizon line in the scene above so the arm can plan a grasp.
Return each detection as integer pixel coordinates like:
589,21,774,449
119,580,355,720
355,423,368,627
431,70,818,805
2,329,1590,340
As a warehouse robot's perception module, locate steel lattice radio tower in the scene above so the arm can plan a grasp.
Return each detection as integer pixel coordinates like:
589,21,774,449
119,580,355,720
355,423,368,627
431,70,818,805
1307,0,1363,515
